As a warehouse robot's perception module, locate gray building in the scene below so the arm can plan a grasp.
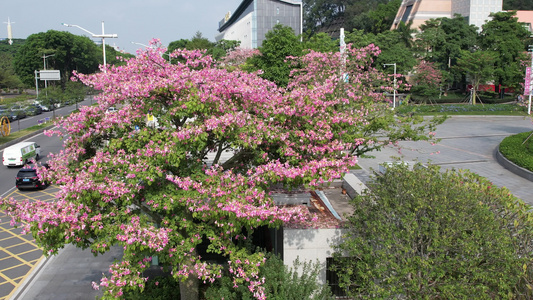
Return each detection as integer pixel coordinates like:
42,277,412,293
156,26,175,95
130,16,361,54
216,0,302,49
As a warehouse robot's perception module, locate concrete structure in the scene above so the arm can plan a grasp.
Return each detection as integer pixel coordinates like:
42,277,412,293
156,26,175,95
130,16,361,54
216,0,302,49
391,0,502,31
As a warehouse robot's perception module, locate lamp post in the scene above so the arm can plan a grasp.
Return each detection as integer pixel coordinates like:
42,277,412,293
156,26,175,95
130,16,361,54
526,45,533,115
384,63,397,109
42,53,54,100
62,21,117,71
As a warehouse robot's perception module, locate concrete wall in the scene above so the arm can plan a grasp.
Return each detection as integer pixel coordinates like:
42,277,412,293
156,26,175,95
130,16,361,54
283,228,346,285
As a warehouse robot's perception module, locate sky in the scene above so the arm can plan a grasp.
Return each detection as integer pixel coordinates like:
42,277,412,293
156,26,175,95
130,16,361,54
1,0,244,54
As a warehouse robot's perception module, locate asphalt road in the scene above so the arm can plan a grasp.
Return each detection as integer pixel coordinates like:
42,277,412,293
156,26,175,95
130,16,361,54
0,98,93,300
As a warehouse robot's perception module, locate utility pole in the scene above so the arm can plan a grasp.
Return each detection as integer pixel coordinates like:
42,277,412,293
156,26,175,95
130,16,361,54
526,45,533,115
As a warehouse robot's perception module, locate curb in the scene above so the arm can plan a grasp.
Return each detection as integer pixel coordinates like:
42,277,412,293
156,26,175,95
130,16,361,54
495,147,533,182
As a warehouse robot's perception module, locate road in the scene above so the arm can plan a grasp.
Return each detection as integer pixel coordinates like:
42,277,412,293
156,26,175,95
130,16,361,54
356,115,533,204
0,99,92,300
6,98,96,135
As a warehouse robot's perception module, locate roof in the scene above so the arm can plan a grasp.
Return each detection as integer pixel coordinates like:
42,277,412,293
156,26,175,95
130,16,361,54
4,141,36,150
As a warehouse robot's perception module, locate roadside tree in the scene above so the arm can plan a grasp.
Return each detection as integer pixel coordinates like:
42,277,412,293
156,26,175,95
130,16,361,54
0,42,443,300
0,52,23,89
13,30,100,87
454,50,497,104
479,11,530,97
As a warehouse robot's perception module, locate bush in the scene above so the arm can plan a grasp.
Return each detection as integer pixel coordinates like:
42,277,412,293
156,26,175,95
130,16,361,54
203,253,334,300
332,163,533,299
118,275,180,300
396,103,526,115
499,131,533,172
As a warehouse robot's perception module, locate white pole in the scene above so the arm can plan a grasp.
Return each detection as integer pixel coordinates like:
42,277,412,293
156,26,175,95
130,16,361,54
6,18,13,45
393,63,397,109
526,46,533,115
35,70,39,98
62,22,117,73
384,63,397,108
340,28,347,83
101,21,107,71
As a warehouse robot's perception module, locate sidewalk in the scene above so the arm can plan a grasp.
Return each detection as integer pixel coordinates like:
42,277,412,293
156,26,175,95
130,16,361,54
10,115,533,299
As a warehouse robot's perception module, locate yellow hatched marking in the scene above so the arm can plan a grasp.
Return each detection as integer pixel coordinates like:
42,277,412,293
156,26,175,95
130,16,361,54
0,225,39,249
0,188,54,299
4,256,44,300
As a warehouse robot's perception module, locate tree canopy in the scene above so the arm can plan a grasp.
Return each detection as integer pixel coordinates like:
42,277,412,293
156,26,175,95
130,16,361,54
479,11,530,94
333,163,533,298
0,41,442,299
249,24,303,87
13,30,100,87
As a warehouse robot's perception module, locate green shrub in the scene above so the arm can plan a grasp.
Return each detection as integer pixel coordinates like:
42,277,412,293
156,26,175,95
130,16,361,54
499,131,533,172
119,275,180,300
203,253,334,300
332,163,533,299
396,103,526,115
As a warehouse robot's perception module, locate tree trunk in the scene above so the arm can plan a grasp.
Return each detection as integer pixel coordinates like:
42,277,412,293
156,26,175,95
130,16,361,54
180,275,199,300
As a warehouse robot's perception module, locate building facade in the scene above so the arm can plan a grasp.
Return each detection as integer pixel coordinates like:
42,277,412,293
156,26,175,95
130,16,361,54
216,0,302,49
391,0,502,31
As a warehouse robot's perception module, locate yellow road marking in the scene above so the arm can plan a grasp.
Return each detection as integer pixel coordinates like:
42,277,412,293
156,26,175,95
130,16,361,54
0,187,57,299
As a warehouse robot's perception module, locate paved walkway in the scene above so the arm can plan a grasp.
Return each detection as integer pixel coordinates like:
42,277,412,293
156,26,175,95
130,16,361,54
10,115,533,300
356,115,533,204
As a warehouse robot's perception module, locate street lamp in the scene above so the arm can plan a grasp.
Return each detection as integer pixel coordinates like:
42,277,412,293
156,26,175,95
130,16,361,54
383,63,397,109
62,21,118,71
526,44,533,115
42,53,54,99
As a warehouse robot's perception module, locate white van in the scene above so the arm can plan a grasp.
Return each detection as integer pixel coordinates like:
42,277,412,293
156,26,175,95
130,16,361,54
2,142,41,167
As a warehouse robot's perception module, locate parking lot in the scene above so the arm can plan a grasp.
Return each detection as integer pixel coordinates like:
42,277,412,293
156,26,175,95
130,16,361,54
0,185,59,300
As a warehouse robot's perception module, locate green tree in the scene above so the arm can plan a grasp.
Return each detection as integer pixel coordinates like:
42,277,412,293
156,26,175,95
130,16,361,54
347,0,401,34
302,32,338,53
167,39,190,53
208,39,241,61
303,0,347,34
13,30,100,87
0,52,23,89
105,44,135,66
366,0,402,34
332,163,533,299
345,30,417,79
503,0,533,10
479,11,530,97
187,31,213,50
455,50,497,104
249,24,303,87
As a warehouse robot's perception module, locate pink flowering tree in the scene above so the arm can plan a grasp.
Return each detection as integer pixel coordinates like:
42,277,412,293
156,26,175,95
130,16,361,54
410,60,443,104
0,41,443,299
219,46,260,69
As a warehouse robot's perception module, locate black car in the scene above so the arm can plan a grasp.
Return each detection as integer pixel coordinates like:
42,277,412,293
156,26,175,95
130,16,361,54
15,165,49,190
